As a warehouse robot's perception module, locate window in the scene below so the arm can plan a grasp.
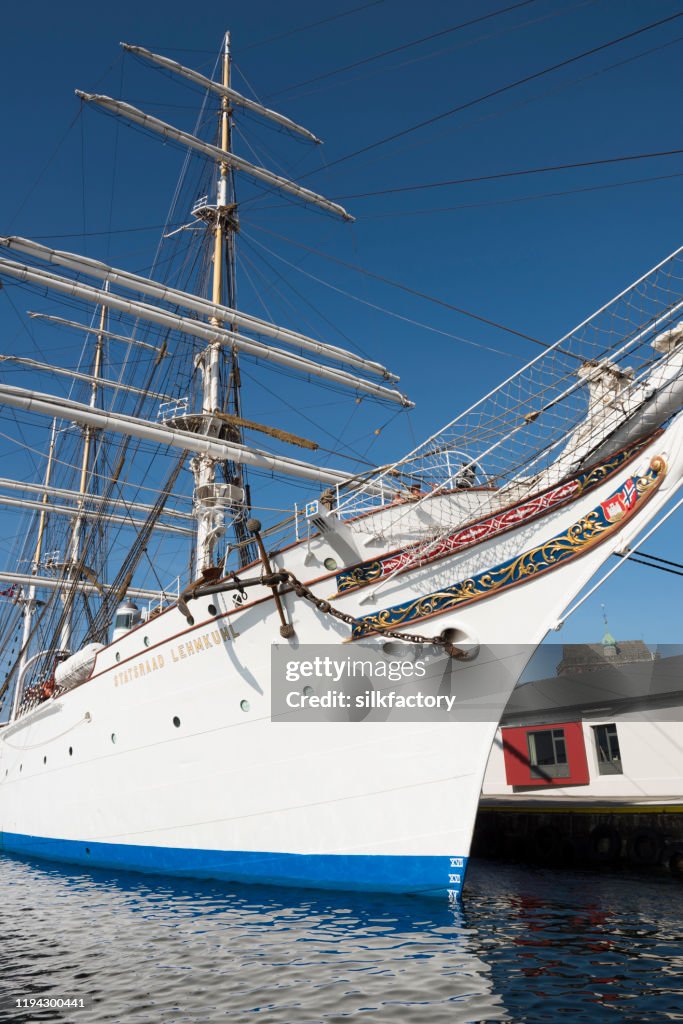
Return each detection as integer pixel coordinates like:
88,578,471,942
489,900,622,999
527,728,569,779
114,613,132,631
502,721,589,787
593,723,623,775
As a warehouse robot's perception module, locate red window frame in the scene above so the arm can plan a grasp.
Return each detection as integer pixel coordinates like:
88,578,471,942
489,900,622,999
501,721,589,787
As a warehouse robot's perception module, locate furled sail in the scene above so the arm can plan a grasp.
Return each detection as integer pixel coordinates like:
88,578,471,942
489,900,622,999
0,492,192,536
121,42,322,144
0,571,162,601
0,355,171,402
6,237,396,380
27,312,164,353
75,93,352,221
0,477,192,523
0,383,378,487
0,256,412,406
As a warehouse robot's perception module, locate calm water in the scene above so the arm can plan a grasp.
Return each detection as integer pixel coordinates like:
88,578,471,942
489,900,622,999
0,855,681,1023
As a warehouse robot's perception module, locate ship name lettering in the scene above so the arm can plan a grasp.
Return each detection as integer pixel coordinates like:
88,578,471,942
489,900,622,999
114,652,166,688
170,627,232,664
117,627,230,682
112,651,166,686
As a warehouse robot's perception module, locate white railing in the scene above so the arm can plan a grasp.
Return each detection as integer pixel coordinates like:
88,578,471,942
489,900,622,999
145,575,181,618
157,397,189,422
334,449,483,521
331,244,683,548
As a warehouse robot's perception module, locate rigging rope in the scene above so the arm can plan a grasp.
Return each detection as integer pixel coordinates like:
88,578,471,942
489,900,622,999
338,147,683,200
270,0,541,97
299,11,683,179
241,233,516,358
84,450,187,644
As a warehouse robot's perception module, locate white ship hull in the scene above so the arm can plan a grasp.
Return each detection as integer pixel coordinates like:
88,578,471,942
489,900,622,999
2,425,681,897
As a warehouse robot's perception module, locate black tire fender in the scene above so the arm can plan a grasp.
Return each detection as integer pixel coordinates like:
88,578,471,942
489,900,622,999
589,824,622,863
627,827,663,866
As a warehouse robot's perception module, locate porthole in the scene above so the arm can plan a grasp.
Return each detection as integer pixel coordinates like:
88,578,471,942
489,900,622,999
111,733,117,745
143,636,150,647
172,716,181,728
323,557,338,572
68,746,73,757
208,604,218,616
303,685,314,698
240,699,250,713
85,848,91,856
115,652,121,663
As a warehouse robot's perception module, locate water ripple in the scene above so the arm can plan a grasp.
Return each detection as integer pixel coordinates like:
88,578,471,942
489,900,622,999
0,855,681,1022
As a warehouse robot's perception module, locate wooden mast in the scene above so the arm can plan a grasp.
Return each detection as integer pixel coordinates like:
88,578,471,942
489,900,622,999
60,300,106,650
11,418,57,720
219,32,256,565
193,31,255,572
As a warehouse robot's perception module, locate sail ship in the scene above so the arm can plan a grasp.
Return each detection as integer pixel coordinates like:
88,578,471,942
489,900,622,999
1,35,683,899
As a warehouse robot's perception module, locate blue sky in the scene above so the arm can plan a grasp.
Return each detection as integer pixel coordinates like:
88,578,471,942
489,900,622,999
1,0,682,645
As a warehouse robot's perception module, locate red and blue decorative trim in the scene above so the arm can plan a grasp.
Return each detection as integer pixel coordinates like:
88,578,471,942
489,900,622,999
351,456,666,639
336,437,654,597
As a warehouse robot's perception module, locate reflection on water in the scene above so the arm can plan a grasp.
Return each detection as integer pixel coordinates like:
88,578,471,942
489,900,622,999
0,854,681,1023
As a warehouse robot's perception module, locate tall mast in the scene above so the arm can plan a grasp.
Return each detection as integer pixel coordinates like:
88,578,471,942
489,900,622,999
12,418,57,721
60,301,105,650
1,38,380,581
220,34,255,563
192,31,255,572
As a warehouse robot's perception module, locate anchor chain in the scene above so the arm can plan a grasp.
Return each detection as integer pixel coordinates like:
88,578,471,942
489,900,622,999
281,570,465,657
180,562,465,656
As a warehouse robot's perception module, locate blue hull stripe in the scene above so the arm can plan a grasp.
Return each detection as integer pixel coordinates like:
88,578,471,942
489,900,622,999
0,831,466,897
